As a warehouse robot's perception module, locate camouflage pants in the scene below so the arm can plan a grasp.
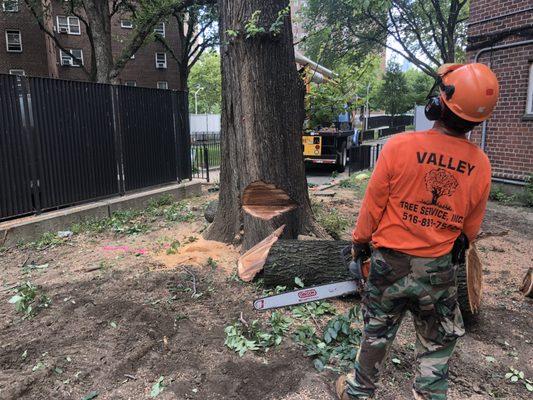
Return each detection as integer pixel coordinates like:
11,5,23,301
345,248,465,400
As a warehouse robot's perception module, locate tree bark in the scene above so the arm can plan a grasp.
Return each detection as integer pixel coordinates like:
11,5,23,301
83,0,113,83
204,0,325,250
258,240,353,287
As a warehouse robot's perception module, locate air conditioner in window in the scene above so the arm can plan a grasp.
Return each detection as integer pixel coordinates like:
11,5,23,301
156,62,166,69
58,26,69,33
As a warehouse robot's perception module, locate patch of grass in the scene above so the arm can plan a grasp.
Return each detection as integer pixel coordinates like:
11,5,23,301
71,198,197,237
338,171,370,198
72,209,148,235
489,186,516,204
163,202,195,222
8,281,51,318
26,232,65,250
313,205,350,240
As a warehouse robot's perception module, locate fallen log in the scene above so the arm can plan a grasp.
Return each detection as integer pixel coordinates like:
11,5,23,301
239,234,482,320
520,268,533,298
258,240,352,287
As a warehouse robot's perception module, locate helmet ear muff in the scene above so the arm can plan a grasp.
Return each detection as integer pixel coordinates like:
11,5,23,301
425,96,443,121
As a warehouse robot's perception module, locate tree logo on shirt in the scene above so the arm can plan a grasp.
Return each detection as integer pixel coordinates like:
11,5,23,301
423,168,458,210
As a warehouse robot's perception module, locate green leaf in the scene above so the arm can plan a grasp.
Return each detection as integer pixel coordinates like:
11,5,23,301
110,321,118,329
313,359,325,371
505,372,514,379
392,358,401,365
294,277,304,288
8,294,23,304
150,376,165,397
525,382,533,392
511,375,519,383
81,391,99,400
32,361,44,372
518,371,525,379
21,350,28,360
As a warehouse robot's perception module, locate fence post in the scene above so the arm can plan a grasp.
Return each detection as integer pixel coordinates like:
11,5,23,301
18,76,42,215
110,85,125,195
204,143,210,183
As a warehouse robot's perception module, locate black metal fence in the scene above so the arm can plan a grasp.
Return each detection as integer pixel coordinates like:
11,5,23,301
348,144,383,174
191,133,221,182
0,74,191,221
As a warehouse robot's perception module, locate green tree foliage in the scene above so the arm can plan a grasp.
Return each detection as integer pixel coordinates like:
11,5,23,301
306,55,381,129
375,62,410,120
188,51,222,114
404,68,434,106
302,0,469,77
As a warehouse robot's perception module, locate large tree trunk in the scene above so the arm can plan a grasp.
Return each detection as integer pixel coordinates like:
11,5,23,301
84,0,113,83
204,0,324,250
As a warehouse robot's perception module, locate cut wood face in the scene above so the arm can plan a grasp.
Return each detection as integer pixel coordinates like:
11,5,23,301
242,181,298,220
237,225,286,282
467,244,483,314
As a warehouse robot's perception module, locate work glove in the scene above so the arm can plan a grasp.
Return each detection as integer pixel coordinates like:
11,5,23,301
343,242,371,281
451,233,469,265
351,242,371,262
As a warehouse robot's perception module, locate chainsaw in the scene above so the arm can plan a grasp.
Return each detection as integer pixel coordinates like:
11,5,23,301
253,245,370,311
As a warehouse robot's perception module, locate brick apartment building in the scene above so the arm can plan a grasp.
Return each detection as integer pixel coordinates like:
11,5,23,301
0,0,180,89
467,1,533,183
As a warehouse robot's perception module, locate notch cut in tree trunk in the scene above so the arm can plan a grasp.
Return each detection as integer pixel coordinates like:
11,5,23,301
242,181,298,220
238,236,483,320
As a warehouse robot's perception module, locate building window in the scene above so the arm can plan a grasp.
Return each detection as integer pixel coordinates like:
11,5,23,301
60,49,84,67
154,22,165,37
2,0,19,12
124,81,137,87
121,20,133,29
5,30,22,52
57,16,81,35
9,69,25,76
157,81,168,90
155,53,167,69
527,63,533,116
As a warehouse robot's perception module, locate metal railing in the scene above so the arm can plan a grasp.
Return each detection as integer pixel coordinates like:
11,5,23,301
348,144,383,174
191,132,221,182
0,74,191,221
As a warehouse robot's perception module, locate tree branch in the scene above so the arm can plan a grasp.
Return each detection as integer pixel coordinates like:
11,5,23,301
23,0,91,78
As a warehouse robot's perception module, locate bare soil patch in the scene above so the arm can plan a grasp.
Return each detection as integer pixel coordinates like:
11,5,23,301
0,185,531,399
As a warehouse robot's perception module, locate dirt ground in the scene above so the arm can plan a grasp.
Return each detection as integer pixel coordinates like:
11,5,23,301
0,183,531,400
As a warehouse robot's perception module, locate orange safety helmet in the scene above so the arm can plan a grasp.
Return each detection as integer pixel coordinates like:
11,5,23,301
437,63,500,123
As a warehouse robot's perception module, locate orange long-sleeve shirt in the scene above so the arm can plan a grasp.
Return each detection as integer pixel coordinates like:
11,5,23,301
352,129,491,257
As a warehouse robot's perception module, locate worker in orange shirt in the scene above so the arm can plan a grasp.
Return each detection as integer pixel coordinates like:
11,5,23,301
336,63,499,400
